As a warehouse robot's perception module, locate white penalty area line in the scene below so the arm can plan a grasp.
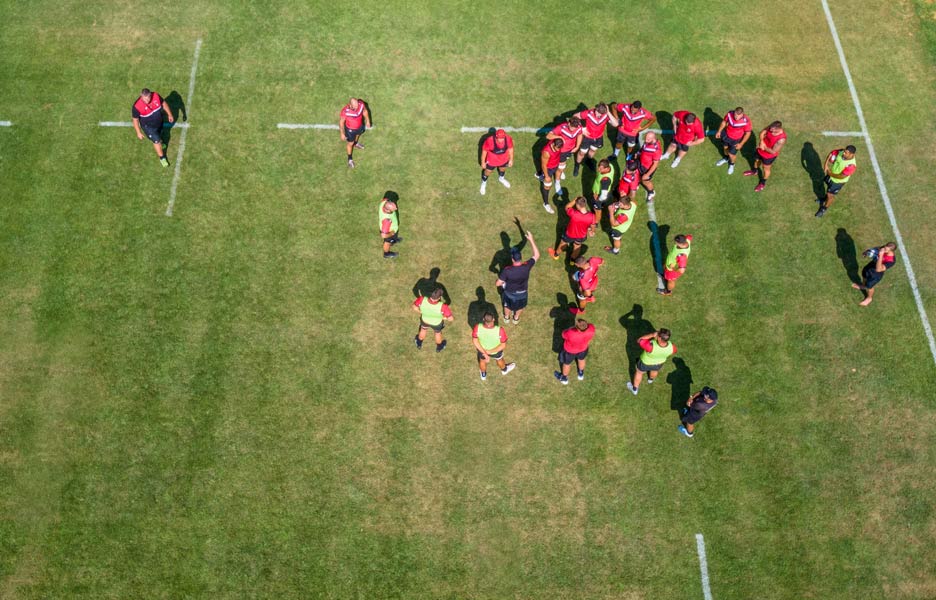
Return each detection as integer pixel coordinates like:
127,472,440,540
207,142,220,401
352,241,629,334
99,121,189,129
696,534,714,600
166,38,202,217
821,130,864,137
822,0,936,366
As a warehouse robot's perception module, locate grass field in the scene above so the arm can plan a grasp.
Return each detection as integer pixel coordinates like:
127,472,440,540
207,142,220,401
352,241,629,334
2,1,936,598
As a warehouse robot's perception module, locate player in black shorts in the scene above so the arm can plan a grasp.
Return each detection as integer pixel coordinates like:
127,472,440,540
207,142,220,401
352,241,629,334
679,387,718,438
495,231,539,324
131,88,174,167
852,243,897,306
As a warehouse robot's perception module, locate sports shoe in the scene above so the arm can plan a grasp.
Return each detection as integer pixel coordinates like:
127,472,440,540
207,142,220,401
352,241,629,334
743,169,757,176
627,382,638,395
502,363,516,375
573,163,580,177
577,369,585,381
498,176,511,189
354,141,365,149
348,159,355,169
436,340,447,353
535,172,544,181
560,170,566,180
815,207,827,218
160,157,169,168
727,164,735,175
646,377,654,384
754,183,765,192
414,336,423,350
543,203,555,214
480,371,487,381
554,180,562,194
715,158,728,167
512,317,520,324
383,251,398,259
670,158,681,168
547,247,559,260
658,288,672,296
480,180,487,195
661,153,671,160
646,191,656,202
554,371,569,385
678,425,694,438
604,246,620,255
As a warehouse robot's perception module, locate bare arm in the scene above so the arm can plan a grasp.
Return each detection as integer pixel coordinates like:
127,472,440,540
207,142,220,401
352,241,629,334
480,148,489,167
767,138,785,154
739,130,752,147
714,120,726,138
162,102,174,123
526,231,540,262
363,106,371,128
507,147,514,167
339,116,346,140
132,117,144,139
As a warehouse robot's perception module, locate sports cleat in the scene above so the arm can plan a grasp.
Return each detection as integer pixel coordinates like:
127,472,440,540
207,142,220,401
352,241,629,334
348,159,355,169
543,203,555,214
383,251,398,259
554,371,569,385
660,153,671,160
627,382,638,395
480,371,487,381
572,163,580,177
436,340,447,353
678,425,694,438
604,245,620,255
727,164,735,175
715,158,728,167
754,183,765,192
647,377,654,384
354,141,365,149
554,181,562,194
160,157,169,168
815,207,827,218
547,247,559,260
646,191,656,202
670,158,681,168
414,336,423,350
658,288,672,296
502,363,516,375
535,172,544,181
480,181,487,195
512,317,520,324
743,169,758,176
560,170,566,180
577,369,585,381
498,176,511,189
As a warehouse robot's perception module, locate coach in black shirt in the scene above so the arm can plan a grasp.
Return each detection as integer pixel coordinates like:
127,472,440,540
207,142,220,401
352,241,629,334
495,231,539,325
679,387,718,438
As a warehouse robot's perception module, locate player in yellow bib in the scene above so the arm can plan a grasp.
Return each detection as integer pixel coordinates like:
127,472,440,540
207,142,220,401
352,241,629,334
412,288,454,352
627,329,676,396
471,313,516,381
378,196,400,259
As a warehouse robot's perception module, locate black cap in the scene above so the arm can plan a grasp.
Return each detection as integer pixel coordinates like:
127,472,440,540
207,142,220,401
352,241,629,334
701,387,718,401
510,248,522,262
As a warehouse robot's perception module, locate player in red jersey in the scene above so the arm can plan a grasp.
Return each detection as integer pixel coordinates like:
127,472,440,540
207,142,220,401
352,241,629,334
713,107,752,175
538,138,564,213
611,100,655,160
574,103,619,177
479,129,514,195
131,88,174,167
617,159,640,203
553,318,596,385
339,97,371,168
637,131,662,202
548,196,596,261
544,116,584,185
744,121,786,192
570,255,603,314
661,110,705,168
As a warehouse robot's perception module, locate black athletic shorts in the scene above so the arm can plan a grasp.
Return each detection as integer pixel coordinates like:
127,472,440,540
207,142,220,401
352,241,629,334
616,131,638,146
580,136,603,151
676,142,689,152
862,266,885,289
562,233,587,245
477,349,504,361
344,125,365,141
502,291,528,311
559,348,588,364
824,175,845,195
721,133,742,155
636,359,664,372
682,408,707,425
484,163,508,172
420,319,445,332
141,123,162,144
638,164,656,181
559,151,574,163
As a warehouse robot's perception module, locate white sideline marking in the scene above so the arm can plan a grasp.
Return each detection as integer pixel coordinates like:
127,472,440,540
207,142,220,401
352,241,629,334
166,38,202,217
646,199,666,291
278,123,339,130
696,534,714,600
0,120,11,127
821,130,864,137
460,126,548,134
99,121,189,129
822,0,936,366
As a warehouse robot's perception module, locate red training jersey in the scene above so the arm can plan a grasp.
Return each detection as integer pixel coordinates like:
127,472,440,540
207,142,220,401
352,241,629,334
132,92,164,123
562,324,595,354
638,140,662,169
565,206,596,239
340,102,366,129
542,144,562,170
412,296,453,318
618,170,640,195
615,103,651,135
722,112,752,141
578,108,610,139
758,128,787,158
551,122,583,152
482,135,513,167
673,110,704,144
578,256,603,291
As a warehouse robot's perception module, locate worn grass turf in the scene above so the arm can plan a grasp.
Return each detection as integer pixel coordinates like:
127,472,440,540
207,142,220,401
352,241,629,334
1,1,935,598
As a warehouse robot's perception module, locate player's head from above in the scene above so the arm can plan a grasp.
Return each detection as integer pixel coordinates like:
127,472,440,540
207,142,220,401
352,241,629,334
574,196,589,212
573,256,588,268
881,241,896,253
657,328,672,342
594,103,608,114
482,312,496,326
575,318,590,331
597,159,611,173
625,160,638,173
733,106,744,117
382,199,397,212
569,116,583,128
843,144,857,158
549,138,563,150
684,113,697,124
768,120,783,133
674,234,690,247
349,97,359,109
495,128,507,139
644,131,657,144
140,88,152,101
631,100,642,110
429,288,444,302
701,387,718,401
510,247,523,263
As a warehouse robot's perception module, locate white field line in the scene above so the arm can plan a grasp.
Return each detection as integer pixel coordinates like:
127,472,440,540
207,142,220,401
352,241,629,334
0,120,11,127
277,123,339,130
99,121,189,128
822,0,936,366
821,130,864,137
460,126,548,134
166,38,202,217
695,534,714,600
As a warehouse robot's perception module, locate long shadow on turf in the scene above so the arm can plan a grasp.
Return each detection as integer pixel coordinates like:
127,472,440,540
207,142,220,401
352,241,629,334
667,357,693,412
801,141,825,200
488,219,527,275
159,91,187,150
648,222,670,279
836,228,862,285
550,293,576,354
703,107,723,155
654,110,673,146
468,286,498,328
476,128,495,167
412,267,451,305
619,304,655,380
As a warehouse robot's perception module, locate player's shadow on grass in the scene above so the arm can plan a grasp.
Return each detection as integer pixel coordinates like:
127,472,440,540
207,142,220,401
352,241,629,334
648,222,670,279
667,357,693,412
549,293,576,353
488,218,527,275
703,107,722,153
801,142,825,200
468,286,498,328
654,110,673,145
412,267,451,305
836,228,862,285
619,304,655,380
531,103,589,176
477,128,495,166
